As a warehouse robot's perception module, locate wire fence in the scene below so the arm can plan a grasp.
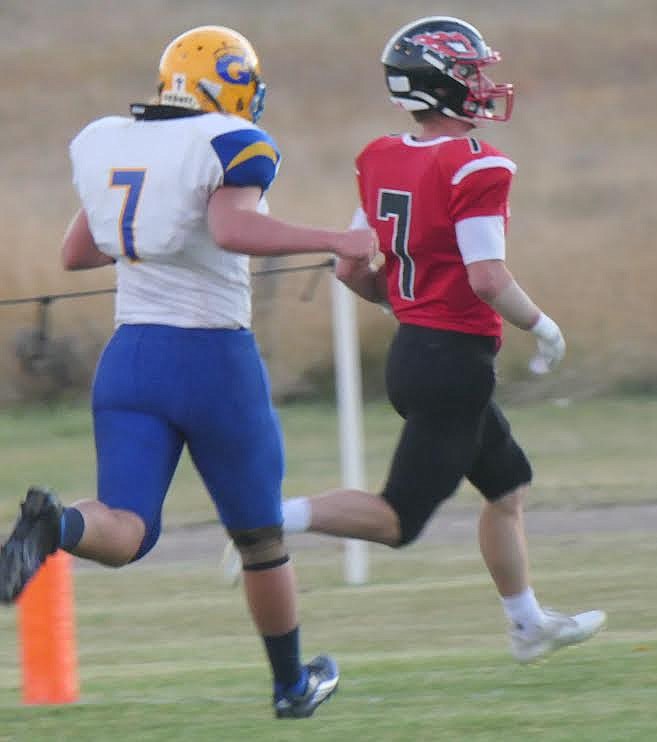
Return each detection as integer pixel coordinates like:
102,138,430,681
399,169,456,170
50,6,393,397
0,258,334,308
0,259,337,404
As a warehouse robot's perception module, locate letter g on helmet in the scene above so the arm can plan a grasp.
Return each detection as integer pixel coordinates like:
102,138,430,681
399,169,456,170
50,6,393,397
158,25,266,122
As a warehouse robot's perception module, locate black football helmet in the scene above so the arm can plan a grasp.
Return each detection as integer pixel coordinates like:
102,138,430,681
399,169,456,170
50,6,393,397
381,16,513,122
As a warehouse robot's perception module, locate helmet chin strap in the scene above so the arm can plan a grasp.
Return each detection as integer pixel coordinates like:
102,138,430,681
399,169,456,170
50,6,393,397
250,81,266,123
439,107,477,124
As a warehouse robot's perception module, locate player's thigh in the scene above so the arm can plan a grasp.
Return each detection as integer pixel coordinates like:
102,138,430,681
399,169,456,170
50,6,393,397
467,401,532,501
382,325,497,543
93,408,184,540
184,334,284,530
385,324,496,419
92,326,185,539
382,410,482,544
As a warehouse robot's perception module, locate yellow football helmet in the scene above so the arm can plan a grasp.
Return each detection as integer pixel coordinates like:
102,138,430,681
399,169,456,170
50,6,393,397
157,25,266,122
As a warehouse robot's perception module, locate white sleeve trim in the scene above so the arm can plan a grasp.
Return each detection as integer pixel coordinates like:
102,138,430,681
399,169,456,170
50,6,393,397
349,206,370,230
451,156,517,185
455,215,506,265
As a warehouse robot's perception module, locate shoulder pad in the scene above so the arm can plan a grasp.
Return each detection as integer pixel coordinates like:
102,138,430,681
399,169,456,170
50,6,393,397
210,124,280,191
356,134,403,164
438,138,516,185
73,115,129,139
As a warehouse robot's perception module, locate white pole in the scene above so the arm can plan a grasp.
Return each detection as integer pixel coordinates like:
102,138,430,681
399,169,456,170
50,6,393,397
330,274,369,585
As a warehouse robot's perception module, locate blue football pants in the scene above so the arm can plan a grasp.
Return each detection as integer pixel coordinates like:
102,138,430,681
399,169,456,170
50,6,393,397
92,323,284,560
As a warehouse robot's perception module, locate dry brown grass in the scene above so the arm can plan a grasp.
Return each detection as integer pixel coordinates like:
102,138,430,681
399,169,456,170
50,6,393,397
1,0,656,401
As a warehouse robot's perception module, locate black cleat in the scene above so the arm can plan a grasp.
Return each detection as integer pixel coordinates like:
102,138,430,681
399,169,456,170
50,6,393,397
274,655,339,719
0,487,62,604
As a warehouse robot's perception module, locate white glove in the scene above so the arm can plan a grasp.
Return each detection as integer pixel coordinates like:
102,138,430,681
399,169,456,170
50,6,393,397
529,313,566,374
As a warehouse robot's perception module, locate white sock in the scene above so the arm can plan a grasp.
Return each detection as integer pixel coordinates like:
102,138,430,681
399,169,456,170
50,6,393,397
501,587,545,632
282,497,311,533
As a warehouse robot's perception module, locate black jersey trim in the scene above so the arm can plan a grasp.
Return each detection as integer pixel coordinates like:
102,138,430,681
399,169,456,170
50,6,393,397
468,137,482,153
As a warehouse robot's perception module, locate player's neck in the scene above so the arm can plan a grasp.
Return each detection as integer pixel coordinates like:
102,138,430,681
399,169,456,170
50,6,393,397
415,118,475,141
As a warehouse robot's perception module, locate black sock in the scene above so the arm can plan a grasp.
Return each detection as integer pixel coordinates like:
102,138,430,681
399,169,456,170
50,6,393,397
59,507,85,552
263,626,304,692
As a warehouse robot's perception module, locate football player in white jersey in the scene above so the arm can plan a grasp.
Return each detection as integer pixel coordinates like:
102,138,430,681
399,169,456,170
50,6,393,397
0,25,376,718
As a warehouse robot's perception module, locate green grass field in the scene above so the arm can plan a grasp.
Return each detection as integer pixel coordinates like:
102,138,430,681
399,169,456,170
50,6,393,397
0,397,656,740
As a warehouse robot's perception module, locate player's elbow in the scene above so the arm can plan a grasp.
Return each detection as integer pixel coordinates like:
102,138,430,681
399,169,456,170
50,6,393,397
208,211,250,254
468,271,498,303
61,239,97,270
212,230,256,255
207,185,263,254
466,260,507,303
209,222,239,252
470,280,498,304
61,209,100,270
61,243,83,270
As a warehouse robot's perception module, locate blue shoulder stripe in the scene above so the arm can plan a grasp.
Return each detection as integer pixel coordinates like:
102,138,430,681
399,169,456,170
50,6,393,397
211,127,280,191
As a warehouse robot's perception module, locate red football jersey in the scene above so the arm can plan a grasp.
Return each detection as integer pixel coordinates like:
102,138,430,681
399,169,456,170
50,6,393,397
355,134,516,338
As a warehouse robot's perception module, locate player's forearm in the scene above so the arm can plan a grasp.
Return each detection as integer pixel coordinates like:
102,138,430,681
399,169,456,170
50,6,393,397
467,260,540,330
468,259,565,371
335,259,387,303
211,208,342,257
485,277,541,330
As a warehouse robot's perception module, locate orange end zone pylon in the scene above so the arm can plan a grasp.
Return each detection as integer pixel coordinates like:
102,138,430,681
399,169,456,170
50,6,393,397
17,550,79,704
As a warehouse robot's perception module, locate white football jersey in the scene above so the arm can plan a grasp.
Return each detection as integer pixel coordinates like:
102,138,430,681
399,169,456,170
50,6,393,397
69,109,281,328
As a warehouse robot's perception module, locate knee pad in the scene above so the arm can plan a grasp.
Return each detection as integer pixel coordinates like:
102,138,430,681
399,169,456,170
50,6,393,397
228,525,289,571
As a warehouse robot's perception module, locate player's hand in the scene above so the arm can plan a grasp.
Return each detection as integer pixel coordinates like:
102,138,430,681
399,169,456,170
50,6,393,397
529,313,566,374
333,228,378,262
334,255,370,283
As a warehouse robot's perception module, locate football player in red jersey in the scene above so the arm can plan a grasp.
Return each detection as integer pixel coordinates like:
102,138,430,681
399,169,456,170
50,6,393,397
279,17,606,663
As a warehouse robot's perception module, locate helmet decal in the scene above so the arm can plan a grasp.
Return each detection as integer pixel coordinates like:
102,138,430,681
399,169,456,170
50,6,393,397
410,31,478,59
158,26,265,121
381,16,513,123
161,71,198,109
215,55,252,85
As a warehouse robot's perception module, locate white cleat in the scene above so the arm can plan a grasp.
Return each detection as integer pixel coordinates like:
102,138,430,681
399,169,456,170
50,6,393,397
510,608,607,664
220,539,242,587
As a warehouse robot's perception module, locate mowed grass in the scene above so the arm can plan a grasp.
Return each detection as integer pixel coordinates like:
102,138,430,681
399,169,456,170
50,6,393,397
0,397,655,740
0,394,655,525
0,536,655,741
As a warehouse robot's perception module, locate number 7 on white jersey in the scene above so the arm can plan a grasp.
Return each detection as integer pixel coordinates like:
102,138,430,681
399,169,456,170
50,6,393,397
110,168,146,260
